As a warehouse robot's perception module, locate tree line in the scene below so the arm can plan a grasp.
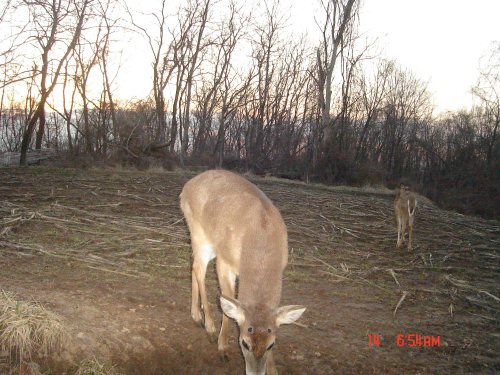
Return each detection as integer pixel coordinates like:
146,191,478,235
0,0,498,218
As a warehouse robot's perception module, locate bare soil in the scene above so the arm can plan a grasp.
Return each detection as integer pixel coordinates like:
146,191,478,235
0,167,499,374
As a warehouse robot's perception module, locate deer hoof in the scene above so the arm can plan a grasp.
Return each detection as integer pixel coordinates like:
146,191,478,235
191,314,204,328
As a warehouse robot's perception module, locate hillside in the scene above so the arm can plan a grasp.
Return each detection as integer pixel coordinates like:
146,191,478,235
0,167,498,374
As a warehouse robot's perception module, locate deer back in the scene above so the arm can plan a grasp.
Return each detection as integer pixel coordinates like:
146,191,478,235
180,170,288,307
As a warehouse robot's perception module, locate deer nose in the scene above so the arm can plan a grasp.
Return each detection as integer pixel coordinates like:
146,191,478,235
252,338,269,359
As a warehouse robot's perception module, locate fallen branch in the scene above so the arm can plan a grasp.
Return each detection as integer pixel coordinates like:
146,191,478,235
388,269,401,288
393,291,409,318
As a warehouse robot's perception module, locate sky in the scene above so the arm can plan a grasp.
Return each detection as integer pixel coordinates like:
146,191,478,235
4,0,497,115
347,0,499,113
283,0,499,114
114,0,499,115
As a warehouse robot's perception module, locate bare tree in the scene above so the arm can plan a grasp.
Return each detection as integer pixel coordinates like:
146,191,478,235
126,0,173,147
19,0,91,166
74,16,104,154
246,0,286,171
379,65,432,179
188,1,248,164
0,1,33,90
355,59,393,160
472,42,499,169
125,0,212,162
180,0,212,165
316,0,358,143
216,74,254,167
167,0,204,156
98,0,119,149
48,57,80,152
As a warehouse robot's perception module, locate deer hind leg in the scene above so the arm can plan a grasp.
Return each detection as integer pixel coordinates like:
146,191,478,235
191,257,202,326
216,260,236,360
407,224,413,250
396,215,403,248
407,217,414,251
191,239,217,340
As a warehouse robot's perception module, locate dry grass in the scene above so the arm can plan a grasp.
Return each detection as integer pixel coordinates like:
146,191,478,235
75,357,123,375
0,168,191,280
0,167,498,312
0,291,68,370
0,289,121,374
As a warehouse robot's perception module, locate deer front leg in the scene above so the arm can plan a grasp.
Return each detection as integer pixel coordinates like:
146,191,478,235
192,244,217,341
217,261,236,361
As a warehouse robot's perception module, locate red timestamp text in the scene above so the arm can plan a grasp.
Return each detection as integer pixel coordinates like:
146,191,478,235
367,333,381,346
396,333,441,348
367,333,441,348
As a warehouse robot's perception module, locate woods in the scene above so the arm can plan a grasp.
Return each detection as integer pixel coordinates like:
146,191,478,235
0,0,498,218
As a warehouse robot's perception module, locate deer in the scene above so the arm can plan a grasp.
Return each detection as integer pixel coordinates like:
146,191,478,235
180,170,306,375
394,183,417,250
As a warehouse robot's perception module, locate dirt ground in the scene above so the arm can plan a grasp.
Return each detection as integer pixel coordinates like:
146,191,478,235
0,167,498,374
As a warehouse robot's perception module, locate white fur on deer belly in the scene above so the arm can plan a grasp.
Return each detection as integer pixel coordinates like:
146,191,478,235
201,244,216,264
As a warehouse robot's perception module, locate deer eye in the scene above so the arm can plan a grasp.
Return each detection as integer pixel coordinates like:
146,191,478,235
267,342,274,351
268,328,272,333
241,339,250,351
247,327,253,333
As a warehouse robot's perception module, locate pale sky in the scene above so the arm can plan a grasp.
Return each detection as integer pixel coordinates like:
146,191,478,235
358,0,499,113
6,0,493,115
113,0,499,115
282,0,499,113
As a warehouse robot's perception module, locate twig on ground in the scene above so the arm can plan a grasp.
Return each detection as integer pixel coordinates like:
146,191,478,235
388,269,401,288
393,291,409,318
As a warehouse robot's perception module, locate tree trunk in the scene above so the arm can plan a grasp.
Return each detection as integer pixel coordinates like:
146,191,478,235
35,105,46,149
20,104,42,166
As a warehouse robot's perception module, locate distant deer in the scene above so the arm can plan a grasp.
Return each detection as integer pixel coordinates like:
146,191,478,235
180,170,306,375
394,183,417,250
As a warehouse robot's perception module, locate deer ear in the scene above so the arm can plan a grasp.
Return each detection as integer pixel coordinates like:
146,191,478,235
220,296,245,324
276,305,306,326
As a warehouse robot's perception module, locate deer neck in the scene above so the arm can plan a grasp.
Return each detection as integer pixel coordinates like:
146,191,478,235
237,242,285,309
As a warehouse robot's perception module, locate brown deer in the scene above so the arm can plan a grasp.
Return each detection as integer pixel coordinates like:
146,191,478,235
394,183,417,250
180,170,306,375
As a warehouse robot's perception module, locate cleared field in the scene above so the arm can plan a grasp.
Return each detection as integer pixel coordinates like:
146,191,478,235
0,167,498,374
